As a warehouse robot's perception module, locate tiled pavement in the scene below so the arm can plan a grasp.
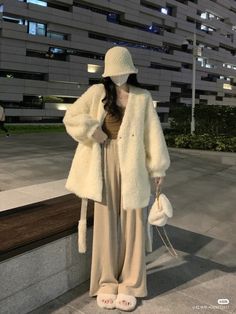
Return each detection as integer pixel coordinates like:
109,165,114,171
1,133,236,313
28,232,236,314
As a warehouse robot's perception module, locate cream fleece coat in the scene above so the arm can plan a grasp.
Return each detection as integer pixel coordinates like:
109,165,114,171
63,83,170,253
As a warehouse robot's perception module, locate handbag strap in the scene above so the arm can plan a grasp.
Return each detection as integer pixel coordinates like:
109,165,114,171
154,183,178,258
156,182,162,195
155,226,179,257
156,183,162,207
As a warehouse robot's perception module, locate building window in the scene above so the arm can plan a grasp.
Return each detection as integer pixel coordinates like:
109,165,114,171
148,23,162,34
47,31,67,40
200,12,207,19
67,49,104,60
151,62,180,71
0,70,46,80
26,0,47,6
88,32,170,54
107,12,119,23
223,63,236,70
2,15,25,24
27,47,104,61
141,1,174,16
197,23,216,33
161,7,168,15
200,11,223,21
49,47,64,54
225,33,233,40
47,47,67,59
26,47,67,61
28,21,47,36
18,0,70,11
220,75,230,81
197,57,216,68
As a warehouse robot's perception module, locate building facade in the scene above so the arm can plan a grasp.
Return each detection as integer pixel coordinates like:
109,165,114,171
0,0,236,124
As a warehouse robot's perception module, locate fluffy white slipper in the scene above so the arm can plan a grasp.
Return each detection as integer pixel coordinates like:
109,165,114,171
97,293,117,309
115,293,137,311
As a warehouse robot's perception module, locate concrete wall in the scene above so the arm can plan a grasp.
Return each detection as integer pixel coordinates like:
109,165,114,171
0,231,93,314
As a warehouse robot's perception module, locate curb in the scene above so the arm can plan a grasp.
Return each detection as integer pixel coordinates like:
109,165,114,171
168,147,236,165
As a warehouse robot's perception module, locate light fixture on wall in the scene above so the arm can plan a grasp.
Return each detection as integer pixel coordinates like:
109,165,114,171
87,64,101,73
223,83,232,90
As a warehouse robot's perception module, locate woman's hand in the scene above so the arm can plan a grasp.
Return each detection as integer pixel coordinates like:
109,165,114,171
91,126,108,143
150,176,164,195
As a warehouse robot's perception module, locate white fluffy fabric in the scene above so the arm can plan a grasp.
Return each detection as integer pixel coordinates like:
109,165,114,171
63,83,171,253
63,83,170,210
148,193,173,226
78,219,87,253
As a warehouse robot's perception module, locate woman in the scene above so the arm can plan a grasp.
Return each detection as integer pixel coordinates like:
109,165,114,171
63,46,170,311
0,105,10,137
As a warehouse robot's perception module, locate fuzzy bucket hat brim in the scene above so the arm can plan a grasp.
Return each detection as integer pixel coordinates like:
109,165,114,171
102,46,138,77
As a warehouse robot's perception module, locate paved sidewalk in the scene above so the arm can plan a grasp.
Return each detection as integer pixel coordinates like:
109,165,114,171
1,132,236,313
0,132,76,191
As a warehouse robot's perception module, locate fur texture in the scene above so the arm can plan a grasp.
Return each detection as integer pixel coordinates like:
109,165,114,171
115,293,137,311
148,193,173,227
78,219,86,253
63,83,170,208
63,83,171,252
97,293,117,309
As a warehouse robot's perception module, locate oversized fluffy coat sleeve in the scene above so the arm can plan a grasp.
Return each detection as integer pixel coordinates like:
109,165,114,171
62,84,100,144
144,91,170,178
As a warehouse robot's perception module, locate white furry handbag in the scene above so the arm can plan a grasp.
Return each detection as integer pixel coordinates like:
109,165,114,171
148,184,173,226
148,184,178,257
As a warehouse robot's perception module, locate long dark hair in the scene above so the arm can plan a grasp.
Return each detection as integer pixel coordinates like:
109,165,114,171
100,73,141,120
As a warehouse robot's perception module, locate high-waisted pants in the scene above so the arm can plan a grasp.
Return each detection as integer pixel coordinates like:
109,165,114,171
89,138,148,298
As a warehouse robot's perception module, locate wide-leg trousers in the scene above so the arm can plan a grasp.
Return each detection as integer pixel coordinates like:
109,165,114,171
89,138,148,298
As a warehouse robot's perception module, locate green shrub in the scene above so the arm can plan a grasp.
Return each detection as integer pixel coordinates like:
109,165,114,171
165,133,236,152
169,103,236,136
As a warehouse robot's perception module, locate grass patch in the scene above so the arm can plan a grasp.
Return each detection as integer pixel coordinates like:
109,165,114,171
1,124,66,134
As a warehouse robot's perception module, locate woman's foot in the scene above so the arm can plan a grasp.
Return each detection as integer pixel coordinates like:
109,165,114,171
115,293,137,311
97,293,117,309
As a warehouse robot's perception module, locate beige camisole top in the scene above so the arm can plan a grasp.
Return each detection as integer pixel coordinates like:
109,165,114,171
101,107,126,139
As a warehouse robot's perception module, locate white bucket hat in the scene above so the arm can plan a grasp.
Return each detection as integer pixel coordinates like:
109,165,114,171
102,46,138,77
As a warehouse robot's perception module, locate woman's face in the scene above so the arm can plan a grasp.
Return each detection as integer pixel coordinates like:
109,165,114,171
110,74,129,86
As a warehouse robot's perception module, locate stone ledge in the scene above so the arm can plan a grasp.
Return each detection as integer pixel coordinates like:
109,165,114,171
0,194,94,262
0,179,70,213
0,231,93,314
